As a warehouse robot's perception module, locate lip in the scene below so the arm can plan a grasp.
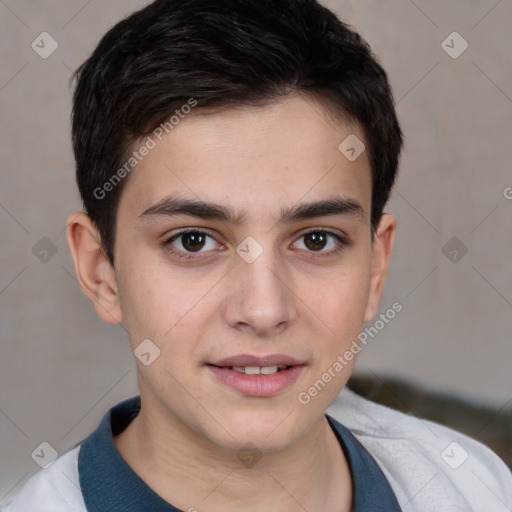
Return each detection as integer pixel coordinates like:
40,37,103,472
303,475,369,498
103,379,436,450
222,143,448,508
209,353,305,367
206,354,306,397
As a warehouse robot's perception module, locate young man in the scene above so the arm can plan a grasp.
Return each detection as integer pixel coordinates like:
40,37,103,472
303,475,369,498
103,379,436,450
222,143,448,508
3,0,511,510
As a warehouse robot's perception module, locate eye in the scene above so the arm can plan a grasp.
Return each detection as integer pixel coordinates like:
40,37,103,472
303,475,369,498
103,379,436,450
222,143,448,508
165,229,220,258
163,228,349,260
293,229,347,254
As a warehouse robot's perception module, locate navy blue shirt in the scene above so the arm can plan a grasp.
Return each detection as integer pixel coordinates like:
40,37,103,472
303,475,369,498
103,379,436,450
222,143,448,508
78,396,402,511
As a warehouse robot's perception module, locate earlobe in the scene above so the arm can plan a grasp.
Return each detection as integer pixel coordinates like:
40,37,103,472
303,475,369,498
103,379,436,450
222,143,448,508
66,211,123,325
363,214,396,323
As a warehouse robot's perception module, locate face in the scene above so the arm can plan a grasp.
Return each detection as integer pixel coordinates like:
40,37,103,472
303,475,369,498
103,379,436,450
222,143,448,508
70,94,394,454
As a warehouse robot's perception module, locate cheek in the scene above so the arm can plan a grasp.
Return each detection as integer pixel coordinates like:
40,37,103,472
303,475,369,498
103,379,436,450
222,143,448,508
308,253,372,341
115,255,214,352
119,283,183,342
115,256,173,341
322,246,372,303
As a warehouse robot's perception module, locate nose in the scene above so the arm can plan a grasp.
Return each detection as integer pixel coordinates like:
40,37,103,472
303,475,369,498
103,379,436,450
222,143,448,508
222,245,297,337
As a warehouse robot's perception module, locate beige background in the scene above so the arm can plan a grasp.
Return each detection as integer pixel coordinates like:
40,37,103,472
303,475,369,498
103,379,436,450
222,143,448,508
1,0,511,499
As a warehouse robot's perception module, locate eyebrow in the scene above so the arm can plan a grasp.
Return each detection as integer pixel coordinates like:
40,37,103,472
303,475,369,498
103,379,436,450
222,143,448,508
139,195,365,225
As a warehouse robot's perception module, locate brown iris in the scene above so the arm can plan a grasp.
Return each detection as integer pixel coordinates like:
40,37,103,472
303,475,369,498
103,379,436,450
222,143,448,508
303,232,328,251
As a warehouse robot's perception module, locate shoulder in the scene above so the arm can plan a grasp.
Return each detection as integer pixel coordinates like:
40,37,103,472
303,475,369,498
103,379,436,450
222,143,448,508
1,446,86,512
327,387,512,512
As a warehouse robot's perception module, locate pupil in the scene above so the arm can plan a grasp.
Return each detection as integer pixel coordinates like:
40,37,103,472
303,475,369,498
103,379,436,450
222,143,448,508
305,232,327,251
180,232,328,253
183,233,205,252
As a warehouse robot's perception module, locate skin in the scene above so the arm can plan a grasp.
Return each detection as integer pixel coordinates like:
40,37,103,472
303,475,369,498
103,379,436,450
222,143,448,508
67,93,395,512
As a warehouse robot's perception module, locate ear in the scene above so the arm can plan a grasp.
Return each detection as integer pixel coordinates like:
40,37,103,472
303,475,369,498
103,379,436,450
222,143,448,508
66,211,123,324
363,214,396,323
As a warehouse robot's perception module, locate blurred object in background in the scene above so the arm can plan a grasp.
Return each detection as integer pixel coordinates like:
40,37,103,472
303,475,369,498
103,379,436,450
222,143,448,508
347,373,512,471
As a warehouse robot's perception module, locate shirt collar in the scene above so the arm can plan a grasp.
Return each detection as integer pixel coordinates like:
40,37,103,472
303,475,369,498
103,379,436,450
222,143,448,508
78,395,401,511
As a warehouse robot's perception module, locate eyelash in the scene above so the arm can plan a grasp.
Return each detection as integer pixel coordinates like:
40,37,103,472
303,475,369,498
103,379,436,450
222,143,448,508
162,228,350,260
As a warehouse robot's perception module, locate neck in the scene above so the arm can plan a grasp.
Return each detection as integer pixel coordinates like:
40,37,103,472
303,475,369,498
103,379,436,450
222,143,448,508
114,393,352,512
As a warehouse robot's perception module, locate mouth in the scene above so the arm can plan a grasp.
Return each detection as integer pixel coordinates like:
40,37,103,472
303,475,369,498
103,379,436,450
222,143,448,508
208,364,293,375
205,355,306,396
208,353,305,368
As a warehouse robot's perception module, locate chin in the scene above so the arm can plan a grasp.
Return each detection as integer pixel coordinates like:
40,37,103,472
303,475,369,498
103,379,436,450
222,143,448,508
204,408,304,453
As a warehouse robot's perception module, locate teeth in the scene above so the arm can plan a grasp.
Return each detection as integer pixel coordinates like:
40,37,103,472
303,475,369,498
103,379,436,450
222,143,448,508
260,365,279,375
244,366,262,375
231,365,283,375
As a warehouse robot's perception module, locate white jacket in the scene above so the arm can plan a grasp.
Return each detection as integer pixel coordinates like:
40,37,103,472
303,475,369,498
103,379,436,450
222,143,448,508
2,388,511,511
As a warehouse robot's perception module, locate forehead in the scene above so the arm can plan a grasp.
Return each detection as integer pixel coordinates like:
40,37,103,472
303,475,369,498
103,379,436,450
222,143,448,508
117,94,372,222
